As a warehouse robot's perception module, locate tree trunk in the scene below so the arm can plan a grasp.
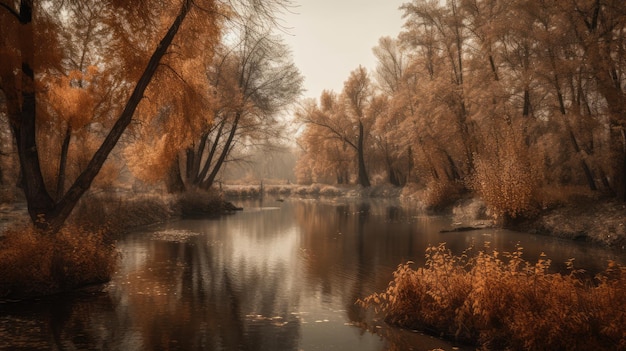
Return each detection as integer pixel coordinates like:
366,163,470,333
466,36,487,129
12,0,194,232
576,2,626,200
386,154,401,186
165,155,186,193
553,71,598,192
388,167,400,187
196,119,226,186
185,147,195,182
191,132,209,184
56,124,71,200
202,112,242,189
14,0,56,221
356,121,370,187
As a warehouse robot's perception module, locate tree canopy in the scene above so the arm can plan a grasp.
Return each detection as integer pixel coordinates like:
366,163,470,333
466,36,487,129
295,0,626,218
0,0,296,232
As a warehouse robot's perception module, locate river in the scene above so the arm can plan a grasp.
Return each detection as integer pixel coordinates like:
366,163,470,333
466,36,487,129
1,197,624,350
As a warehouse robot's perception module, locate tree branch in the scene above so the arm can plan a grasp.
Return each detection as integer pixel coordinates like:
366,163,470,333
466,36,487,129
302,118,357,150
0,2,20,21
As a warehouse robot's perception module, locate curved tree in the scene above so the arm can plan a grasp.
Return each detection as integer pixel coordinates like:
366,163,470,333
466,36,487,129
0,0,293,232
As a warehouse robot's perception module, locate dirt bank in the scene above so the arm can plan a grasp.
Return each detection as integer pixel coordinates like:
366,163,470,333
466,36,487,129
514,199,626,249
448,196,626,249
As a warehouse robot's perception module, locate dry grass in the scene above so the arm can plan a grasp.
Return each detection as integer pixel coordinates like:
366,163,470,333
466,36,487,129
70,192,175,232
177,189,239,217
0,192,185,300
0,225,117,299
359,244,626,350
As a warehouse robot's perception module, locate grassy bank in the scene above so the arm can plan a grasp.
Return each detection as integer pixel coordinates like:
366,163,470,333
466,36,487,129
359,244,626,350
0,190,232,300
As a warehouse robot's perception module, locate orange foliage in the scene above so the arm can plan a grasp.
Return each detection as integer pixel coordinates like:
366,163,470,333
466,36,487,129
359,244,626,350
0,225,116,298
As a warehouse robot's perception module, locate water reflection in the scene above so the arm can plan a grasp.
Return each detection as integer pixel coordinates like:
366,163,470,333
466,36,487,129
1,198,623,350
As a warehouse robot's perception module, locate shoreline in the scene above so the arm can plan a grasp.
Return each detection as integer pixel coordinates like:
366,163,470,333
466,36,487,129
3,186,626,251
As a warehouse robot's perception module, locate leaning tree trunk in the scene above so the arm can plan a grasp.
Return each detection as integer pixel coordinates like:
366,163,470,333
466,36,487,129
12,0,56,221
202,112,241,189
195,119,226,186
56,124,72,200
10,0,194,233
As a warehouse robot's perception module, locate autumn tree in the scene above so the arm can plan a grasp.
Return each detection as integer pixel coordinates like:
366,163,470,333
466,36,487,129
296,67,380,187
393,0,626,213
371,37,413,186
401,0,474,173
295,0,626,214
560,0,626,199
0,0,294,232
175,19,302,191
295,98,353,185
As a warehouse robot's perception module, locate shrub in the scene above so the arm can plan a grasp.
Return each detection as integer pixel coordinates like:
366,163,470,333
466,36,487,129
359,244,626,350
176,189,236,217
471,133,540,222
319,185,343,196
422,178,465,210
0,225,117,299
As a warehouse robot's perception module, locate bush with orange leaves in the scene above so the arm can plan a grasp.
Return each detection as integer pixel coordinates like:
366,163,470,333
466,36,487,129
358,244,626,350
0,225,116,299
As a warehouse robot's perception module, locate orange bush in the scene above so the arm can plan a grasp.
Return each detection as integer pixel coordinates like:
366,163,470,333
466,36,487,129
359,244,626,350
0,225,116,299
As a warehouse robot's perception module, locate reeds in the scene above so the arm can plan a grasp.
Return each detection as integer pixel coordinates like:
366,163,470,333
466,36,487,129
358,243,626,350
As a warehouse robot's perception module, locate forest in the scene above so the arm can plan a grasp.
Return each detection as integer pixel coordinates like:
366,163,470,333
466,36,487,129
1,0,625,229
0,0,302,233
296,0,626,221
1,1,626,349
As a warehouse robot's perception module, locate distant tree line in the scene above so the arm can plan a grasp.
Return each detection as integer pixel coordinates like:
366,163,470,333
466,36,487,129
295,0,626,219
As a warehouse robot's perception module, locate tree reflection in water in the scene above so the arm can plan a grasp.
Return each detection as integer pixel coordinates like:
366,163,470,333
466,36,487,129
10,198,616,350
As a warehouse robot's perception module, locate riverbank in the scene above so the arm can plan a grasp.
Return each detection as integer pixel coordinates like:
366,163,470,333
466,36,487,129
0,191,239,300
445,195,626,249
515,198,626,249
3,184,626,250
221,182,626,249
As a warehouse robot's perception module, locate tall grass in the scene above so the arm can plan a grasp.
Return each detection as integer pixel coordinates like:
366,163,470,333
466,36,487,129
70,192,175,232
358,244,626,350
0,225,117,299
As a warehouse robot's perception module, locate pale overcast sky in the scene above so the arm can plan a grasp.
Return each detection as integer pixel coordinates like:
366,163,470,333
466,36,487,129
281,0,407,100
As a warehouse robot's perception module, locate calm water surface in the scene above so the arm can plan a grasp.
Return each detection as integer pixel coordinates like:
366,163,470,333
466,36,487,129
1,198,624,350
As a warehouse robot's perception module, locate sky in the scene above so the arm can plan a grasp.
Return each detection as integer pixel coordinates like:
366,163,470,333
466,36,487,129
281,0,407,100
